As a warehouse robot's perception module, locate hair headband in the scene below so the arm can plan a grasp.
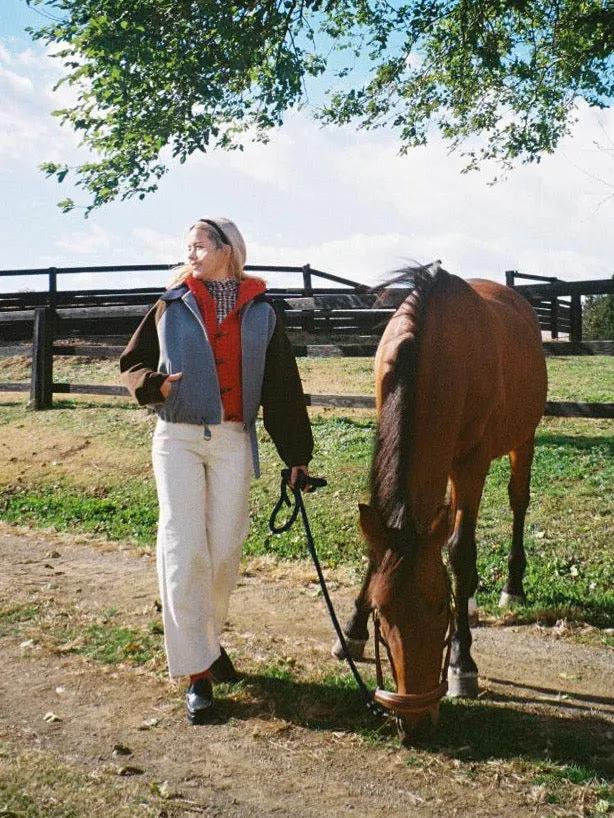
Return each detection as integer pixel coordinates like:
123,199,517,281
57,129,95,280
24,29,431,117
199,218,231,246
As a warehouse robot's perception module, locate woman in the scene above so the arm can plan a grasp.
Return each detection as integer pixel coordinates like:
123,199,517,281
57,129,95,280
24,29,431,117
120,217,314,724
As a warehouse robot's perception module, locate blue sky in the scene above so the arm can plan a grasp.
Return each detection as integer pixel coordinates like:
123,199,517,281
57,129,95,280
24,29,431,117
1,0,614,295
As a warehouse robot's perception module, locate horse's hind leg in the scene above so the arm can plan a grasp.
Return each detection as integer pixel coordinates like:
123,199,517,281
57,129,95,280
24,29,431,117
331,565,372,660
500,439,535,607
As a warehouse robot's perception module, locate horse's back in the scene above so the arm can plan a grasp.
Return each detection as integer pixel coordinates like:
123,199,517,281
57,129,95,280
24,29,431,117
467,278,547,455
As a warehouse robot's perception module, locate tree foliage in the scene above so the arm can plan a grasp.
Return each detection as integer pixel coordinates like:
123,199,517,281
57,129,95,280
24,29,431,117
26,0,614,213
583,286,614,340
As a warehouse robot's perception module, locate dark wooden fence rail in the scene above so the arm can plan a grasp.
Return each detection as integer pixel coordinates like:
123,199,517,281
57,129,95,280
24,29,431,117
1,264,613,417
505,269,614,342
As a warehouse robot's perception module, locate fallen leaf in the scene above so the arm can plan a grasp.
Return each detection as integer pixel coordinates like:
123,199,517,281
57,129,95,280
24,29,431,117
151,780,181,799
116,765,144,776
138,717,160,730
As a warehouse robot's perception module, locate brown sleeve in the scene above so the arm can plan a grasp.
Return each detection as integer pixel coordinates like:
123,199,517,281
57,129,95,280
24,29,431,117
119,301,168,405
261,309,314,467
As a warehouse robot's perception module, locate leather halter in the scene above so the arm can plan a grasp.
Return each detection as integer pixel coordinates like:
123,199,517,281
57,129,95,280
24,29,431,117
372,596,454,718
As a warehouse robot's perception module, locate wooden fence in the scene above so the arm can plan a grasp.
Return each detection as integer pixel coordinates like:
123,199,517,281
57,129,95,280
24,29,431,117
505,269,614,342
1,264,613,417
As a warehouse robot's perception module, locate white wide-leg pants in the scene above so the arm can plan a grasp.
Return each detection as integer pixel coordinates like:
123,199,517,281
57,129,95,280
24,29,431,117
152,420,253,678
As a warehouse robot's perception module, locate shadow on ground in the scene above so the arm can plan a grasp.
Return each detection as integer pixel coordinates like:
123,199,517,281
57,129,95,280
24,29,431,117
211,672,613,781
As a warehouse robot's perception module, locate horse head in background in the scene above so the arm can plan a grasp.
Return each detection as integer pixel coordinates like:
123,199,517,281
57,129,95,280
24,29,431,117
334,262,547,744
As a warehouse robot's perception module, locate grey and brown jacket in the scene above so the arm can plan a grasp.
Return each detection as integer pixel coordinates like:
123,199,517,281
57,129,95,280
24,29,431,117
119,279,313,476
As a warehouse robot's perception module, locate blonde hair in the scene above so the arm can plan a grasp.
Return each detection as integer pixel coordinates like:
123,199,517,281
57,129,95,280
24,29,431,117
167,217,247,289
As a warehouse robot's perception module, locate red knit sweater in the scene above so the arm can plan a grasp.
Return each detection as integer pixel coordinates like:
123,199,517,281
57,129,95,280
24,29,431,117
185,276,267,422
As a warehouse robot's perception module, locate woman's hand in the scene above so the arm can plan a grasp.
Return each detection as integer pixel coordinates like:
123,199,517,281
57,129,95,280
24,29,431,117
160,372,183,399
289,465,310,491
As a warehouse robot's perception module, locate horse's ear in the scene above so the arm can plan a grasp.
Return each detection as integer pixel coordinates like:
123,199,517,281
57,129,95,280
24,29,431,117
359,503,387,560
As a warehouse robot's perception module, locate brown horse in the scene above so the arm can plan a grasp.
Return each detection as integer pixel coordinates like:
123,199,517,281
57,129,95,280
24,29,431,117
333,263,547,744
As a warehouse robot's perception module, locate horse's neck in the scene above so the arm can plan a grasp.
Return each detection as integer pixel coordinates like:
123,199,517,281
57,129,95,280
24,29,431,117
377,283,466,530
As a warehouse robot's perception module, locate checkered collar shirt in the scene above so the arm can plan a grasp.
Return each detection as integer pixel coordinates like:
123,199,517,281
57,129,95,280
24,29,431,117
204,279,240,324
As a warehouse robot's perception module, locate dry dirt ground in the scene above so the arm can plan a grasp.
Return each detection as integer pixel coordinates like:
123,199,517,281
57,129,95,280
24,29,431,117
1,522,613,817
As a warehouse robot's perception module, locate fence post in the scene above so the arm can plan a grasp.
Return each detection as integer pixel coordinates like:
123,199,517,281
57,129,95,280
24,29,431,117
505,270,516,287
302,264,313,297
29,307,54,410
570,292,582,343
48,267,57,308
550,298,559,339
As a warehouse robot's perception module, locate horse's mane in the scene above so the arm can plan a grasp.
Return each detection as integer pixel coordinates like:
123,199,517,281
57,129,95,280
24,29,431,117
370,262,449,533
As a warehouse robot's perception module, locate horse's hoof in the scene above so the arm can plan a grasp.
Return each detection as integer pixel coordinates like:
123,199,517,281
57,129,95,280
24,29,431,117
447,668,479,699
499,591,526,608
331,635,367,661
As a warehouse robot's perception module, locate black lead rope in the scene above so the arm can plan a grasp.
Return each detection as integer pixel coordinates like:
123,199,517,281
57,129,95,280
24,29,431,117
269,469,379,712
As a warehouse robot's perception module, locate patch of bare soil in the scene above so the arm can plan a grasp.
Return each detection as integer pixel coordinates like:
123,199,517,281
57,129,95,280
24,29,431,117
1,523,612,817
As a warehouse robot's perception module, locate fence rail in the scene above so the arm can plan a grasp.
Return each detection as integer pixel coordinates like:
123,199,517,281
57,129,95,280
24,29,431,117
1,264,613,417
1,323,612,417
0,378,612,419
505,270,614,342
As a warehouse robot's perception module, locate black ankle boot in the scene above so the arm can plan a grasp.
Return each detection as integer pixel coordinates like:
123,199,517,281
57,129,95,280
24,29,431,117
185,677,214,725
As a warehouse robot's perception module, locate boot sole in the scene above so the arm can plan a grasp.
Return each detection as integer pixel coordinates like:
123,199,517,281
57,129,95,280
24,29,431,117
186,705,215,725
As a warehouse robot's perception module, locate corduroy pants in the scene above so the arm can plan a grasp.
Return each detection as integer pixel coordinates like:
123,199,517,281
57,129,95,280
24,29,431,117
152,419,253,678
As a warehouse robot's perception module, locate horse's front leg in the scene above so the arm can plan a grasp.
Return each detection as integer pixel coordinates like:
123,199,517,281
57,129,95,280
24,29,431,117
331,564,372,660
446,462,489,698
447,508,479,697
499,441,535,606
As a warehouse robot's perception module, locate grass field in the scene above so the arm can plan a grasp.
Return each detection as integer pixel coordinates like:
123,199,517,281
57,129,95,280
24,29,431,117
0,354,613,633
0,354,613,816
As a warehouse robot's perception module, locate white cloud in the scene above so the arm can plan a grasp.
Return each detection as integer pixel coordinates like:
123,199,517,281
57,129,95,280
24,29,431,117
0,43,13,64
186,128,298,193
0,41,82,165
1,27,614,291
166,102,614,284
15,48,43,67
54,224,114,256
130,228,184,264
0,63,33,93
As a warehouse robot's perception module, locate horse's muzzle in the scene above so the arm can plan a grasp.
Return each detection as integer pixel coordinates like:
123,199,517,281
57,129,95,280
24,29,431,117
396,710,438,745
374,681,447,743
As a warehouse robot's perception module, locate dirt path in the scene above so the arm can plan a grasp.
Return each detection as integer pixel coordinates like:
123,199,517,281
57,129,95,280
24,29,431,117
1,523,613,817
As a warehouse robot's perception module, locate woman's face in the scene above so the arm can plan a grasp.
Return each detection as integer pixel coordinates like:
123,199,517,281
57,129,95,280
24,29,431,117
187,226,230,280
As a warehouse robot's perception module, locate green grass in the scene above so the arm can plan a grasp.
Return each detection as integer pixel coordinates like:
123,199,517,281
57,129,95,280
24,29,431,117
546,357,614,403
0,357,613,632
475,426,614,629
1,603,166,668
0,411,613,629
0,480,158,542
0,604,40,637
75,621,163,665
0,784,82,818
3,352,614,401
